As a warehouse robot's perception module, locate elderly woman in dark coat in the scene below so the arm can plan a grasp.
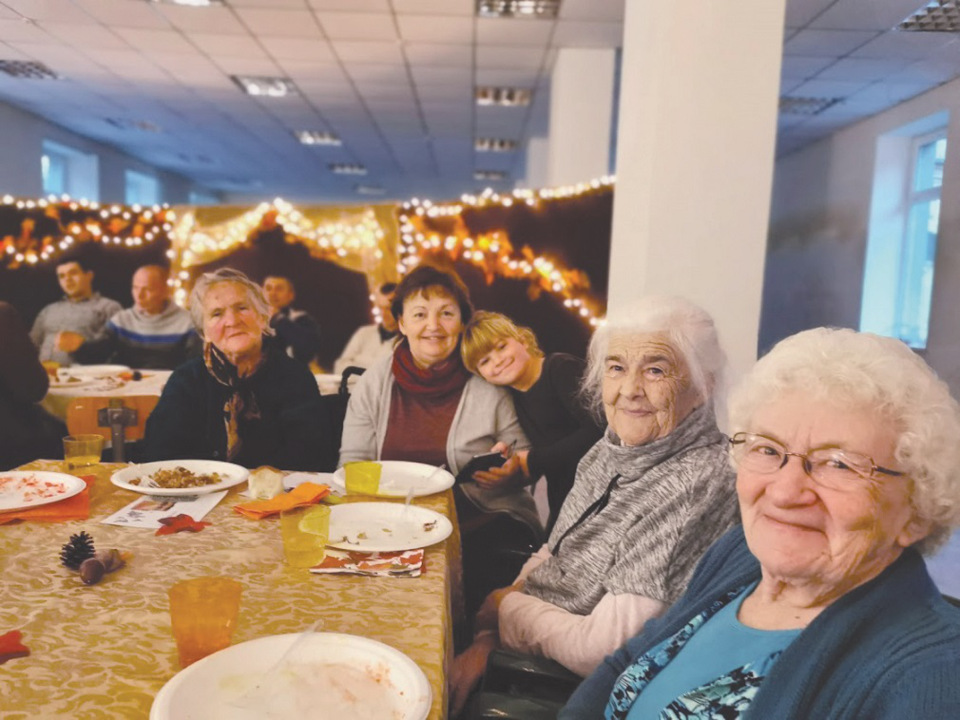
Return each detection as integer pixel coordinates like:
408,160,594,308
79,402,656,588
144,268,326,471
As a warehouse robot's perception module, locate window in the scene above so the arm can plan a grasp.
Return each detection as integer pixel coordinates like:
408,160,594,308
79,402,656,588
861,115,948,350
188,189,220,205
125,170,161,206
41,140,99,201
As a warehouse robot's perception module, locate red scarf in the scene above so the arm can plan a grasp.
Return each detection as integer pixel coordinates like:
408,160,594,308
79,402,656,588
391,339,470,399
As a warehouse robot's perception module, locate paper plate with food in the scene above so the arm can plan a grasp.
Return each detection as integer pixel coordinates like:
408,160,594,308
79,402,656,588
111,460,249,496
66,364,131,378
0,471,87,512
48,373,97,389
327,502,452,552
331,461,454,498
150,631,431,720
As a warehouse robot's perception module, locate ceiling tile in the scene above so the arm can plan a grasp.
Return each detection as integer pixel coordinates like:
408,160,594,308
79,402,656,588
559,0,624,21
308,0,390,10
476,18,553,46
415,84,472,102
403,42,472,66
784,0,835,27
332,39,405,64
2,0,95,23
393,0,473,14
346,62,410,83
316,11,397,40
209,54,282,76
43,23,129,51
787,78,873,98
189,33,268,58
552,20,622,47
885,60,959,85
851,31,958,61
814,56,909,82
476,45,545,69
154,5,248,34
234,9,322,38
229,0,311,7
396,14,473,42
475,67,540,85
410,65,472,85
5,42,101,72
0,40,30,60
0,18,53,42
73,0,169,29
810,0,928,31
780,55,836,80
259,36,335,62
277,59,345,81
783,29,880,57
115,28,197,54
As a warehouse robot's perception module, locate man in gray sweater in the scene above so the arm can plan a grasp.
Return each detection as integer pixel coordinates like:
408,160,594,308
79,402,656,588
30,257,121,365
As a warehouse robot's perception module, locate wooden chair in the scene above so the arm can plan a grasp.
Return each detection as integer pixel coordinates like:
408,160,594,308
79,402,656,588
66,395,160,462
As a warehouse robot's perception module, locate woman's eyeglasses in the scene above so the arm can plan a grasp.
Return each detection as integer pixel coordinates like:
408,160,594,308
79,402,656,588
729,432,904,492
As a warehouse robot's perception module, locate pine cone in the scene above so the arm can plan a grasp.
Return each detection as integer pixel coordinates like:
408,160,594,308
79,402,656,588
60,531,95,570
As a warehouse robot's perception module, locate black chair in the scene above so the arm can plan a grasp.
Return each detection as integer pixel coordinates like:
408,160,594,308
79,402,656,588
466,648,581,720
316,366,365,471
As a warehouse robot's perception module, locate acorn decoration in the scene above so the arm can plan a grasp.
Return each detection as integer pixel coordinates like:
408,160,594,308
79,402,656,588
60,531,95,570
60,533,127,586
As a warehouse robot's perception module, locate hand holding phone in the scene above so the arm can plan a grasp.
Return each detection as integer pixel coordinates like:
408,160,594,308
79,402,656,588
456,451,507,484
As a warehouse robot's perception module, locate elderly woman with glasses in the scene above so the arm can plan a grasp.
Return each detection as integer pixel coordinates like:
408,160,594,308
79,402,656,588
144,268,326,471
451,296,739,714
562,327,960,720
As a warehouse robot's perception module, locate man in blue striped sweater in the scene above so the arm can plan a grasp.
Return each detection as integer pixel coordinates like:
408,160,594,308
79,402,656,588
75,265,200,370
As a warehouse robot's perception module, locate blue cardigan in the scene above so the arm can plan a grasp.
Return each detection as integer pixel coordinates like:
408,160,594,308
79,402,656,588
562,526,960,719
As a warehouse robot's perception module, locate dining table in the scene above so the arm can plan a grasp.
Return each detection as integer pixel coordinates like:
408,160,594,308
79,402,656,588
0,460,460,719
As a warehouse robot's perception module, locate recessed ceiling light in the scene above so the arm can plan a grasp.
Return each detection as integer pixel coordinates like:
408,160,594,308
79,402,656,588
105,118,162,133
779,96,842,115
355,184,386,195
330,163,368,175
898,1,960,32
475,137,518,152
477,0,560,19
474,170,508,181
231,75,297,98
294,130,342,146
0,60,59,80
475,87,532,107
149,0,225,7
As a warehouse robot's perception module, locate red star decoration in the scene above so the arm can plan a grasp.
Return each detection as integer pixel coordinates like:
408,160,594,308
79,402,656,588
0,630,29,665
155,514,210,536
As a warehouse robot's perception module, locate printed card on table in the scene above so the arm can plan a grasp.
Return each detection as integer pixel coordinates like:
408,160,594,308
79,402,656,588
101,491,227,529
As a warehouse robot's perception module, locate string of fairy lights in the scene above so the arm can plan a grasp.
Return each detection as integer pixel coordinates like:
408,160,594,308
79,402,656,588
2,175,614,326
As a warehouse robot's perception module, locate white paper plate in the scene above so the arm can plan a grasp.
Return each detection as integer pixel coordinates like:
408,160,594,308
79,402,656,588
48,376,98,389
111,460,249,496
150,632,431,720
328,502,452,552
332,461,454,498
66,364,131,377
0,471,87,512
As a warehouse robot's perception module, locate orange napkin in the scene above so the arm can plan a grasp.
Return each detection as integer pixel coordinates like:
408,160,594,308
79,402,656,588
0,630,29,665
233,482,330,520
0,475,95,525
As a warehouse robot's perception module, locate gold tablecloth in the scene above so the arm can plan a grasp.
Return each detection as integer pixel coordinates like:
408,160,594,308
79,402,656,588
0,461,456,719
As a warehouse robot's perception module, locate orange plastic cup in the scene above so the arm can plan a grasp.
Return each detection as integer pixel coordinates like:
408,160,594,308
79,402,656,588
168,576,242,667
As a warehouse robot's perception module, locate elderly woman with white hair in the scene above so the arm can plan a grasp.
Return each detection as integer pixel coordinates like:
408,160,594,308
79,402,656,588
451,296,739,714
562,327,960,719
144,268,326,470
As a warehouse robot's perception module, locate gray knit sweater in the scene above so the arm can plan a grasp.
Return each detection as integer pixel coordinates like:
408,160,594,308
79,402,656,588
30,292,123,364
523,403,738,615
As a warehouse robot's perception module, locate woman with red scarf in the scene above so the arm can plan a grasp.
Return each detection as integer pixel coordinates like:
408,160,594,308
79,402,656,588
339,264,542,613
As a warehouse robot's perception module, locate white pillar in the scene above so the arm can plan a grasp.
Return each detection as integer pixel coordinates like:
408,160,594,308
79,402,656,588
523,136,550,189
547,48,616,187
607,0,787,387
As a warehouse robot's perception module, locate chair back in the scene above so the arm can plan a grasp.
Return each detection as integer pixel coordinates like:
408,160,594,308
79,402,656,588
65,395,160,442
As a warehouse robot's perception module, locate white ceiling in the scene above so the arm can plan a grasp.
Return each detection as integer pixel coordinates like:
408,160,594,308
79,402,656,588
0,0,954,201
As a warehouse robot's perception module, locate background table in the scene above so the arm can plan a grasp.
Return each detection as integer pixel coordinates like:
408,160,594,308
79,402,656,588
0,461,456,719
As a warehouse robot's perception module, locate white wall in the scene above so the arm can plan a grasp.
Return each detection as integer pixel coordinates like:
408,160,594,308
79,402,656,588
0,100,199,204
765,76,960,398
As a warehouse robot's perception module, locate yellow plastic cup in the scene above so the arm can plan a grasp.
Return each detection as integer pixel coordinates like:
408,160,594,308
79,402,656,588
168,576,242,668
281,505,331,568
62,434,105,469
343,461,382,495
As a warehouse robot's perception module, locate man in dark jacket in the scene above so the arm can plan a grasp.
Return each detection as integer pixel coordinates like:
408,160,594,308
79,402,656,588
263,275,321,366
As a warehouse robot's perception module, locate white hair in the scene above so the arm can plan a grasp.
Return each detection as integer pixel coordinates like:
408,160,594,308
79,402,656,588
728,327,960,554
188,267,275,339
581,295,727,421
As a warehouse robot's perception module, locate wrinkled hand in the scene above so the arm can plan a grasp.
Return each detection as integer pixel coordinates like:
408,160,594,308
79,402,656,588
55,331,85,353
450,633,499,717
475,583,523,632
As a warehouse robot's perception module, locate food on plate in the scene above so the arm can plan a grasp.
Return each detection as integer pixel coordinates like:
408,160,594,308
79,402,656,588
1,474,72,503
423,520,438,532
248,466,285,500
129,466,224,489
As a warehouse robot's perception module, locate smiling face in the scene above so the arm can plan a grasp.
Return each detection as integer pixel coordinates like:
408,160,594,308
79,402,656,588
132,267,169,315
601,332,701,446
201,282,266,361
476,336,536,388
57,261,94,301
737,392,928,595
397,289,463,369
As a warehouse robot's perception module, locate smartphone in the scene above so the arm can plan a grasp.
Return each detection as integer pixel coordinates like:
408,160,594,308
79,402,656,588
456,452,506,484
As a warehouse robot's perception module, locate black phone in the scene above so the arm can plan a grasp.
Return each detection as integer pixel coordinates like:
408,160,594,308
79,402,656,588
456,451,506,483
